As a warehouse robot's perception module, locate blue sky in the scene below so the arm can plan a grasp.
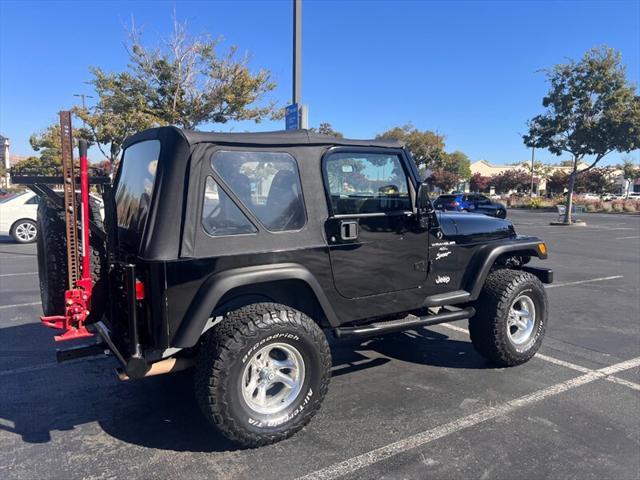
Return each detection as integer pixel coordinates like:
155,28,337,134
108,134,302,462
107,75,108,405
1,0,638,166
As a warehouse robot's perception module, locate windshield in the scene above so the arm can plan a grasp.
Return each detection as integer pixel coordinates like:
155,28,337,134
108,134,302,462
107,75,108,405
114,140,161,252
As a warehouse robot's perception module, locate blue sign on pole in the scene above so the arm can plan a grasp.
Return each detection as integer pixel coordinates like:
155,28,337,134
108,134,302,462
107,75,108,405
285,103,300,130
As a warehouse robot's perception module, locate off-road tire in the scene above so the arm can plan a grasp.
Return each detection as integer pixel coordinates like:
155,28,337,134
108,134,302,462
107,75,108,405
194,302,331,447
36,199,108,321
469,269,547,367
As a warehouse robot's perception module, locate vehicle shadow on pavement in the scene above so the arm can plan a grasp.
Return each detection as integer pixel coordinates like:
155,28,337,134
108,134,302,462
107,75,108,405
331,326,492,374
0,322,488,453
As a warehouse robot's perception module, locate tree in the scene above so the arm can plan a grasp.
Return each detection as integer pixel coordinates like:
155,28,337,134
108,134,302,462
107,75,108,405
470,172,491,192
517,160,553,193
524,46,640,223
429,170,459,192
13,156,60,175
491,169,530,194
76,16,281,162
310,122,343,138
442,150,471,179
574,167,615,193
546,170,568,195
377,124,446,175
28,123,92,170
620,157,640,196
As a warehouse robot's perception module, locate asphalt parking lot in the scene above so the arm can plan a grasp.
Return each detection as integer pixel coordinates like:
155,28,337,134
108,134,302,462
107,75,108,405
0,209,639,480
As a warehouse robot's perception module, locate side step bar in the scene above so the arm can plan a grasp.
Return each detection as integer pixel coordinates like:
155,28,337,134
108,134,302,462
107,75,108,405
333,307,475,339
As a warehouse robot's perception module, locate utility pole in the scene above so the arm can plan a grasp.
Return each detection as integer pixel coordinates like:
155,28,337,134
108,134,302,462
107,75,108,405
73,94,94,127
530,146,535,198
73,93,93,110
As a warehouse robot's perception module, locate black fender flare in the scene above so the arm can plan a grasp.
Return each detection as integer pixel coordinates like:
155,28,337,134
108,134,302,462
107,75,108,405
172,263,339,347
463,237,549,301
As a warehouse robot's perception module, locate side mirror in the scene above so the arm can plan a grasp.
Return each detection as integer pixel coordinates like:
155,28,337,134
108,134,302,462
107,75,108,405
416,181,433,228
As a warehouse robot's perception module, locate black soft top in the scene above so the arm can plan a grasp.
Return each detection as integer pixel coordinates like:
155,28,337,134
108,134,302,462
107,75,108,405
122,126,403,150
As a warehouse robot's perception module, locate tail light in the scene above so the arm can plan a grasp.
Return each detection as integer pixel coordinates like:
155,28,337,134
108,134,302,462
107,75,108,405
135,279,145,300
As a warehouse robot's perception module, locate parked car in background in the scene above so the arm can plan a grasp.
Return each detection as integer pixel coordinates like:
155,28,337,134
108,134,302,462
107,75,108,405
580,193,601,200
433,193,507,218
0,190,104,243
600,193,618,201
627,192,640,200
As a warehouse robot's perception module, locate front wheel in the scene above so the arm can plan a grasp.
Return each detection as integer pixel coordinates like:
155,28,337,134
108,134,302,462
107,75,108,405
469,269,547,366
194,303,331,447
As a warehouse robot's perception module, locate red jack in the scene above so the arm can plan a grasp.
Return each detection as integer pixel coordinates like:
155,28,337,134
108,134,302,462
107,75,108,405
40,113,94,342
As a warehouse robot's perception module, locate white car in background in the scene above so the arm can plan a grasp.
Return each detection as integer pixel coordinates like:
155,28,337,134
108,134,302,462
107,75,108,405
0,191,104,243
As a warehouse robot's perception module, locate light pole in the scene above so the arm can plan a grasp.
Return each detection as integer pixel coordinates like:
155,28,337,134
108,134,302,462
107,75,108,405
292,0,308,128
530,146,535,198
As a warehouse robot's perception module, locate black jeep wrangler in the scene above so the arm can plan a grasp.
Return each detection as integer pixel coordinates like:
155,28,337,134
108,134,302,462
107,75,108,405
36,127,552,447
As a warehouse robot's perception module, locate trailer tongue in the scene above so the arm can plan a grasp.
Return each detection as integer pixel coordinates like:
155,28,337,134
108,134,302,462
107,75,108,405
40,111,95,341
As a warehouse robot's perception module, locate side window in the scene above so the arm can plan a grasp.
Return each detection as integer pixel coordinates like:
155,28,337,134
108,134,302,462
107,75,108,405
324,152,410,215
26,196,40,205
202,176,257,237
211,151,306,232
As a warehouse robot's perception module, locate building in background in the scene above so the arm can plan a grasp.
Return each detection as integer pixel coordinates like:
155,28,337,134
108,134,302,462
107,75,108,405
1,135,30,189
468,159,636,195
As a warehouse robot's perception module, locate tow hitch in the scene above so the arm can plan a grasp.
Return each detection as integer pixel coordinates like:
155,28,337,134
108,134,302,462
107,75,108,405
40,112,95,342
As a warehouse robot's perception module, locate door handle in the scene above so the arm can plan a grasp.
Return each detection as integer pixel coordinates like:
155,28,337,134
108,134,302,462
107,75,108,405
340,220,359,240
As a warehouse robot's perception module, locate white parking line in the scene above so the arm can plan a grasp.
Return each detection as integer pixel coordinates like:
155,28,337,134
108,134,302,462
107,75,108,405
440,323,638,391
0,301,41,310
0,362,58,377
544,275,623,288
297,356,640,480
615,236,640,240
0,272,37,277
606,376,640,392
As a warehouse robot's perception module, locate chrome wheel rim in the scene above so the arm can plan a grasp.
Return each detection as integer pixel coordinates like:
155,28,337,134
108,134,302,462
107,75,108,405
15,222,36,242
241,342,305,415
507,295,536,345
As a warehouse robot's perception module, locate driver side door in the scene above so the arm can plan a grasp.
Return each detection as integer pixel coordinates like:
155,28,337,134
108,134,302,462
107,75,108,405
323,149,428,298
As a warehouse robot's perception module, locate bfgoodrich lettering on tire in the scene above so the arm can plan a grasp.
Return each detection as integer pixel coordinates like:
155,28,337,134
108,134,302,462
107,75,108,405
469,269,548,367
194,302,331,447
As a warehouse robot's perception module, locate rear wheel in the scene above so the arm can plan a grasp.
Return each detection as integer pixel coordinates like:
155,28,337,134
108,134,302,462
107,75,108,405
11,219,37,243
194,302,331,447
469,269,547,366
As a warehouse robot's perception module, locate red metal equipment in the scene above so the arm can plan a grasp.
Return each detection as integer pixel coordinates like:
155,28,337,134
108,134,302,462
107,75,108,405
41,112,94,341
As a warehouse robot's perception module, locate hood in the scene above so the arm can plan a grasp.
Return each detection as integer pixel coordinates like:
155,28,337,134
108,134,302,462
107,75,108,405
437,212,515,244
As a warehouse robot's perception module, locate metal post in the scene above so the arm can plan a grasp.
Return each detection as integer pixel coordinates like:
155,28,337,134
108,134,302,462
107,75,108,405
293,0,308,128
530,147,535,198
2,137,10,188
293,0,302,107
